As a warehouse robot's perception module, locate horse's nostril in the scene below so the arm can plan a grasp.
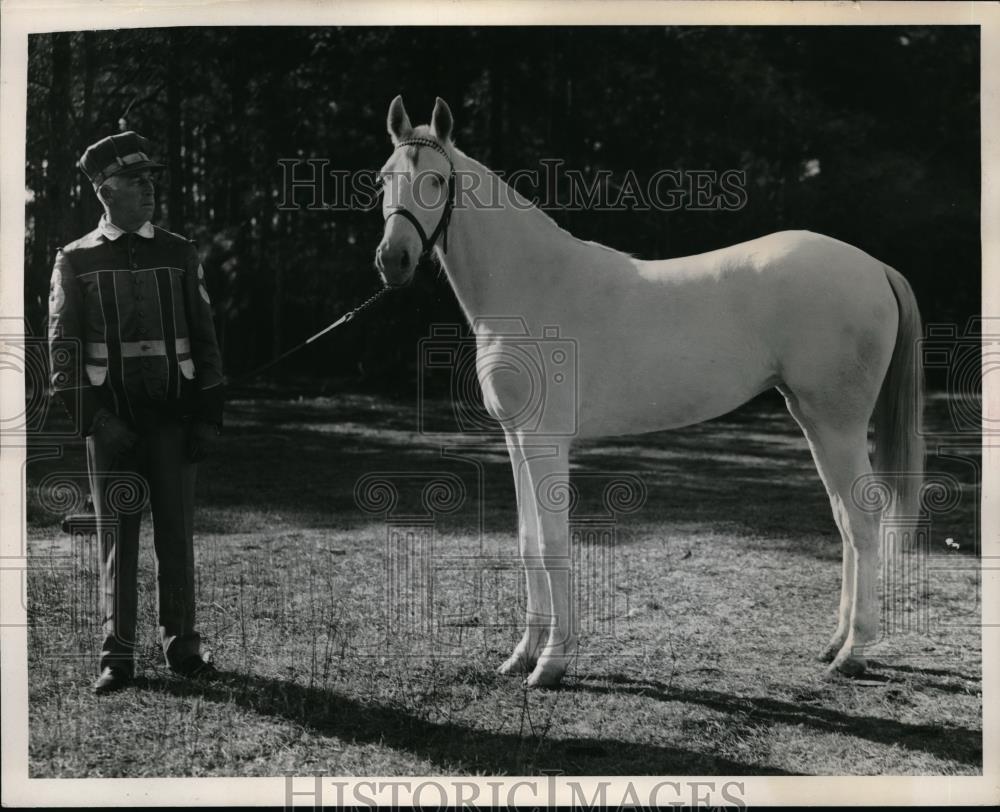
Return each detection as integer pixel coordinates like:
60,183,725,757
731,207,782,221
400,249,411,270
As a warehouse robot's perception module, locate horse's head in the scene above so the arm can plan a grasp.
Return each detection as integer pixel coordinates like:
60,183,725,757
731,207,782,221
375,95,455,287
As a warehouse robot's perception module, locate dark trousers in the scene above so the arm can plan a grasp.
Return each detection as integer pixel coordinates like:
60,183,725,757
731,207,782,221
87,413,201,674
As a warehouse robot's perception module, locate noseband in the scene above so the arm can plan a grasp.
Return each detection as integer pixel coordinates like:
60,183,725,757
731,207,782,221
383,137,457,257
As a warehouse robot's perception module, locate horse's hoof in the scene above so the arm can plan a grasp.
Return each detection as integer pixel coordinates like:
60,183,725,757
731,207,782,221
524,671,561,690
816,641,843,663
524,663,566,689
497,653,533,676
825,654,867,679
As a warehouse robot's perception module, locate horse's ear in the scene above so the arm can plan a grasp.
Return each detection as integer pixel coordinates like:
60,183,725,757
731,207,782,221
387,95,412,144
431,97,453,143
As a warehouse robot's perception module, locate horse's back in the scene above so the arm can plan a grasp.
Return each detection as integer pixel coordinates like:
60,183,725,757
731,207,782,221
572,230,899,437
631,229,895,336
636,229,883,286
648,229,899,420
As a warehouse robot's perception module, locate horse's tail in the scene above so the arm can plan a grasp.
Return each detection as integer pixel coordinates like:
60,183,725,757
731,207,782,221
873,266,925,523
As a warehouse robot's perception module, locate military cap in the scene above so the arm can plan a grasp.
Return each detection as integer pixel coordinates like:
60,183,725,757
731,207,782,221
78,131,165,189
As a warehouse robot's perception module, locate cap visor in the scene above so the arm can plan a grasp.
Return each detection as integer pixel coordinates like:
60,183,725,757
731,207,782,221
117,160,166,175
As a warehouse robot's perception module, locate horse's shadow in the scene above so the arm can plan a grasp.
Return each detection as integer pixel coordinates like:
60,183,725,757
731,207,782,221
137,664,980,775
566,673,982,769
867,660,980,681
136,669,796,776
864,660,983,697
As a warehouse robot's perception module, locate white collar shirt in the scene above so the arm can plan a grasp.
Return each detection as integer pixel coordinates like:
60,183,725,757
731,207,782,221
99,214,154,241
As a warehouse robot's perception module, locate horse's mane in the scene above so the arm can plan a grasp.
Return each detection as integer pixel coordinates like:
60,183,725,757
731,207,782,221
414,128,634,262
462,148,635,261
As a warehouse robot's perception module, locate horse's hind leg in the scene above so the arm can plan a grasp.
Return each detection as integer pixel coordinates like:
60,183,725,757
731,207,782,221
782,391,881,676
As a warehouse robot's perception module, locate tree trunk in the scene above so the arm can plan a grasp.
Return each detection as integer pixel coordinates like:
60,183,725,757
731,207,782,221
488,33,507,168
47,32,72,249
167,30,186,232
78,31,101,234
271,208,283,360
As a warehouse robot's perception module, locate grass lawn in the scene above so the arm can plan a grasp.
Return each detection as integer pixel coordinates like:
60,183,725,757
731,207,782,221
23,387,982,776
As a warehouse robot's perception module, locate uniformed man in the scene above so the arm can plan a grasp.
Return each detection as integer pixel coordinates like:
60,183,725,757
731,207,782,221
47,131,225,694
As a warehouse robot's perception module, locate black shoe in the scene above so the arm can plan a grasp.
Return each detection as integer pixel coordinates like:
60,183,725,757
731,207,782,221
171,654,218,680
93,666,132,695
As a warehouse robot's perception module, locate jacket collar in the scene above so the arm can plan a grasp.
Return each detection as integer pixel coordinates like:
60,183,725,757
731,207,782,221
99,214,155,241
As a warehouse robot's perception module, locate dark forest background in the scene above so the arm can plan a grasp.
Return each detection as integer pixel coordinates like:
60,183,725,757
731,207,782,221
24,26,980,393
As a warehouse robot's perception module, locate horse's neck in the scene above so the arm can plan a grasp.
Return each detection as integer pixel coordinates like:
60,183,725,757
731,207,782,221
438,151,608,333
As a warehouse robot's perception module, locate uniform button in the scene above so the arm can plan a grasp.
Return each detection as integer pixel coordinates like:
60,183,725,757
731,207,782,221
139,326,148,335
141,344,151,352
138,310,144,318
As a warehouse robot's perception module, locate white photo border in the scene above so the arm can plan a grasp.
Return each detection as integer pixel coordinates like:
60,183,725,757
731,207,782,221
1,1,997,807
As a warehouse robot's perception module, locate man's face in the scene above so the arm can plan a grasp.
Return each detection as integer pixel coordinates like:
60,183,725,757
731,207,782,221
103,170,156,228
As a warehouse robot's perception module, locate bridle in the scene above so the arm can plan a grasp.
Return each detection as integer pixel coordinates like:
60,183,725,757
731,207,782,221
383,137,457,258
233,140,457,383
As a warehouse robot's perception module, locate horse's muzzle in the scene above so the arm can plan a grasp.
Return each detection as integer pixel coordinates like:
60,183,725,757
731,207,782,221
375,239,415,287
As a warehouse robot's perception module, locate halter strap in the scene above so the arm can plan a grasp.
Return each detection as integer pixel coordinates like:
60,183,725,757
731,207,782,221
383,137,456,256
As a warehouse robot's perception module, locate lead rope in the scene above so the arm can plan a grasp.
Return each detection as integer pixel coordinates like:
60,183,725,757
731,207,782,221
234,139,453,386
228,286,394,385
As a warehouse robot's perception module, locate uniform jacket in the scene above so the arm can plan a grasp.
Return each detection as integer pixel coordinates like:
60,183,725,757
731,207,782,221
48,216,224,436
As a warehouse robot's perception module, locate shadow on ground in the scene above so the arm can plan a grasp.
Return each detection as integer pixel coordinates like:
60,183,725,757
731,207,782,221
28,389,980,558
136,669,797,775
570,673,982,769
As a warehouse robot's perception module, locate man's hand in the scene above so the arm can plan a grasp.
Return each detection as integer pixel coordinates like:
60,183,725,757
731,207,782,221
91,409,138,459
186,421,220,463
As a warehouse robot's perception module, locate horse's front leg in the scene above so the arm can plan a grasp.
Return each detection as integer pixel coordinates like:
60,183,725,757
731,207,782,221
497,435,551,675
520,438,575,689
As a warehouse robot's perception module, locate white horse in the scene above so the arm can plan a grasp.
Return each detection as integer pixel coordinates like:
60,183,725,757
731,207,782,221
374,96,924,688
